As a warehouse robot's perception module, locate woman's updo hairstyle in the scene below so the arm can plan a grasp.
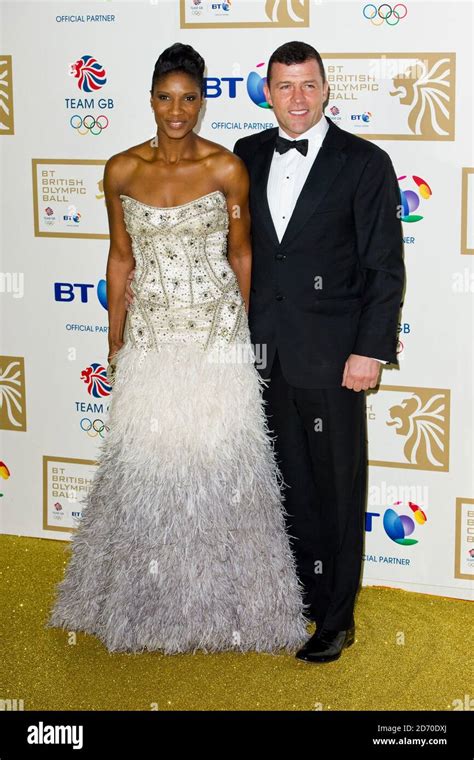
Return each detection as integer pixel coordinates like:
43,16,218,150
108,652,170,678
151,43,205,95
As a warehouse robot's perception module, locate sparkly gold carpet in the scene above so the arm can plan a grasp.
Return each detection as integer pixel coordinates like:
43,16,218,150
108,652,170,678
1,534,471,711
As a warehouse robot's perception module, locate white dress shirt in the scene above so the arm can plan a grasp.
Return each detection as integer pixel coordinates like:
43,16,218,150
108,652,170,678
267,115,329,243
266,115,387,365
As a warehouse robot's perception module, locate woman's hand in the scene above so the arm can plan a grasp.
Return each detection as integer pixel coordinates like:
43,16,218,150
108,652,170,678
108,341,124,364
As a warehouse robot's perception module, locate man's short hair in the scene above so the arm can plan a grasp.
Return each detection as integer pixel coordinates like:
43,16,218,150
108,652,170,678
267,41,326,85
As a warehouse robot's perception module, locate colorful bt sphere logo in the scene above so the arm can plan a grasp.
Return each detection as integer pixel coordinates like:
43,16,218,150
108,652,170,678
247,62,272,109
384,501,427,545
398,174,432,222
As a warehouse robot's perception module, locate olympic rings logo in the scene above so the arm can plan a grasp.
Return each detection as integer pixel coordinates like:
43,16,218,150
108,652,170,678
80,417,109,438
70,114,109,135
362,4,408,25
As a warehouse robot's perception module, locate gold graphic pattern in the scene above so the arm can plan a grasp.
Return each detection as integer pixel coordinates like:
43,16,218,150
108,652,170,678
0,56,14,135
390,55,454,138
386,389,450,471
0,356,27,432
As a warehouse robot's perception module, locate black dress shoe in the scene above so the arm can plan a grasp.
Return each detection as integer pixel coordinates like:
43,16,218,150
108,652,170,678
295,625,355,663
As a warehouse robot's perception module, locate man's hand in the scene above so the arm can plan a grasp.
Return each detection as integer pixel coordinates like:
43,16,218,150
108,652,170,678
342,354,381,392
125,268,135,309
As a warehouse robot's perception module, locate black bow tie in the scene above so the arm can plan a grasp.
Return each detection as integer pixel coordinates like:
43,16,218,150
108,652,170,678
275,135,309,156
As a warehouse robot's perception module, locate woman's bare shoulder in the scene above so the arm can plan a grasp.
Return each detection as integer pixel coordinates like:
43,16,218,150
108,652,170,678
104,140,155,189
197,135,233,161
198,137,246,177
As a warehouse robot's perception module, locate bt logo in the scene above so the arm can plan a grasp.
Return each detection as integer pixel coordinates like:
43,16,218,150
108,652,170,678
212,2,232,9
351,112,372,122
366,502,427,545
204,62,272,108
63,205,81,224
204,76,243,99
247,62,271,108
54,279,108,310
398,175,432,222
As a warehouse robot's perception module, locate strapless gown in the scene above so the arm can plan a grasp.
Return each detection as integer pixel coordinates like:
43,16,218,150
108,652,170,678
46,190,309,653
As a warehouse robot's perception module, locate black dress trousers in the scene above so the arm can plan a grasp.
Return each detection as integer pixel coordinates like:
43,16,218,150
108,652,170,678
262,350,368,631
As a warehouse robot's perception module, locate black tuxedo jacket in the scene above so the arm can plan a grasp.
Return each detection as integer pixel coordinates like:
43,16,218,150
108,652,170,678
234,116,405,388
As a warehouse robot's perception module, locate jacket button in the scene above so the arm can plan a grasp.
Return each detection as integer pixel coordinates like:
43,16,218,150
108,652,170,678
276,294,285,301
275,253,286,261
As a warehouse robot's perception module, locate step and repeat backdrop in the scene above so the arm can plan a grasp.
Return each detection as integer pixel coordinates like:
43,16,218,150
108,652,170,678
1,0,473,600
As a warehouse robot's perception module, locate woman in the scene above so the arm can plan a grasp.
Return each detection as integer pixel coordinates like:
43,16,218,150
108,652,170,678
47,43,308,654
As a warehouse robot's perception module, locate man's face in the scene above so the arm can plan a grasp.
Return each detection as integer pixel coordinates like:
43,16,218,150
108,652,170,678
263,59,329,138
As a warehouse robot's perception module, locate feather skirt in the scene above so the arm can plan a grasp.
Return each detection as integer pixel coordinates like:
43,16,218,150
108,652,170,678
46,344,309,653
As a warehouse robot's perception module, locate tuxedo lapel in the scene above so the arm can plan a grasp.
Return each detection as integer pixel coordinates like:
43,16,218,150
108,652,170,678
279,118,348,249
250,128,280,248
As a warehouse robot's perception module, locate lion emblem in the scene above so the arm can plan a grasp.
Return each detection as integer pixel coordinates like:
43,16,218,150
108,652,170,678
387,390,449,468
265,0,308,24
390,56,453,137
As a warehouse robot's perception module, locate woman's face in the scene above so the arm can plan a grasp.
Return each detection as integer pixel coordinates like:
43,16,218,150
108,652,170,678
150,71,203,139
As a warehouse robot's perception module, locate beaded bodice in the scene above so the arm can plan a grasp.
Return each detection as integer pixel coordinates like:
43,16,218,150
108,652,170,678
119,190,249,352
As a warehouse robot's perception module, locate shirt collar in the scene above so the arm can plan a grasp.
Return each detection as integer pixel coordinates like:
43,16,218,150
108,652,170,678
277,114,329,148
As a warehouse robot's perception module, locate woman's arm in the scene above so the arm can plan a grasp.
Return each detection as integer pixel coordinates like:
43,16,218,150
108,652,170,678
103,155,135,361
222,154,252,314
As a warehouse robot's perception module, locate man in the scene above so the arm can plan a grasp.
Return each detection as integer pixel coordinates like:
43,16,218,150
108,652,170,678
232,41,404,663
